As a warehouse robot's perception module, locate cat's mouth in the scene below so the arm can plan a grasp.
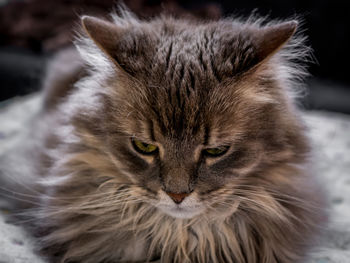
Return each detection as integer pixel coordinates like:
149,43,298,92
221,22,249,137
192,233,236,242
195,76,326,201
154,190,206,219
157,204,205,219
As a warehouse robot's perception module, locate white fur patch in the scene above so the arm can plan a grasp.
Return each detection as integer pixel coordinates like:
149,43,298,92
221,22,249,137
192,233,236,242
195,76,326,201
37,175,72,187
156,190,205,219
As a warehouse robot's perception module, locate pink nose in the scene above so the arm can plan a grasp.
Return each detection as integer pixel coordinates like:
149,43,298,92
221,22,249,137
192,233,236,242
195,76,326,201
166,192,191,204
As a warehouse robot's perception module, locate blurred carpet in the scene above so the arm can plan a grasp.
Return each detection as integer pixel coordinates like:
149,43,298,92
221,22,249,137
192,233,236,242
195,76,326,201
0,94,349,263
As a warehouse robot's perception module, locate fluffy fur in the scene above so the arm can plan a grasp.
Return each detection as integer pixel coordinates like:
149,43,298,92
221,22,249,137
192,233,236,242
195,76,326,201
0,6,325,263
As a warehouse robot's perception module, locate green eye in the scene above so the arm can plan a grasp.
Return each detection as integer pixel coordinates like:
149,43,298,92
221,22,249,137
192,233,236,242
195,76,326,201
132,139,158,155
204,146,229,157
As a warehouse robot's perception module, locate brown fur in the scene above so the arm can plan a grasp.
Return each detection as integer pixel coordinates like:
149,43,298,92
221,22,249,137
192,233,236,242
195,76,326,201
1,6,326,263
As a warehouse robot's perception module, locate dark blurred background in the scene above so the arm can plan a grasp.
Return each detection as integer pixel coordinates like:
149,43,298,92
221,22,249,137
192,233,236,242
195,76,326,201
0,0,349,113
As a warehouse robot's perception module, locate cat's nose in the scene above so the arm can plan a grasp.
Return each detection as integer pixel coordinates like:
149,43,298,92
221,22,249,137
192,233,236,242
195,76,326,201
166,192,191,204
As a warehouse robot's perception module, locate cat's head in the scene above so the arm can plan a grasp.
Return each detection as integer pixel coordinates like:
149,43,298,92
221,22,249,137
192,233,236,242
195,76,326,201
74,9,310,219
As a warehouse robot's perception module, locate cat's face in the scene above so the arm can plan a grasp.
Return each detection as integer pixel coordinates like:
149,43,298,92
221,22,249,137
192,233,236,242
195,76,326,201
78,16,307,219
104,73,271,219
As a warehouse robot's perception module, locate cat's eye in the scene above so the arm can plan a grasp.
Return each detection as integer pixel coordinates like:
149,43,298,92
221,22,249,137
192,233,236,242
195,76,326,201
131,139,158,155
203,146,229,157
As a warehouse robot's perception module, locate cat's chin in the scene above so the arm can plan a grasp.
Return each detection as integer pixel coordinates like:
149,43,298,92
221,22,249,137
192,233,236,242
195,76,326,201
157,205,205,219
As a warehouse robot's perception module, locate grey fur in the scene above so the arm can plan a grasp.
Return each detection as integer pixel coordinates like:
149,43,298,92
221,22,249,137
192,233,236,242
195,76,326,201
0,6,326,263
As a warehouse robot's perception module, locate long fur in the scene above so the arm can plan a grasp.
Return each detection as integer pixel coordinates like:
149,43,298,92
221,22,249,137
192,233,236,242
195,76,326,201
0,6,326,263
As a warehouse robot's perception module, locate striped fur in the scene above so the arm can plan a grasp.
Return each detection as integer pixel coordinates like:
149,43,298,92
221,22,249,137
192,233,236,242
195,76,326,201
0,6,326,263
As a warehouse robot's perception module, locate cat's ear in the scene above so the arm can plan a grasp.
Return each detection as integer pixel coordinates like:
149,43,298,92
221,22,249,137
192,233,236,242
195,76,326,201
81,16,125,69
253,21,297,65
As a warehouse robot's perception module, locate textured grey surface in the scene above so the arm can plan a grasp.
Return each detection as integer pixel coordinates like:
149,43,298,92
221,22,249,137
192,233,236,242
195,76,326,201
0,94,349,262
305,111,350,263
0,95,44,262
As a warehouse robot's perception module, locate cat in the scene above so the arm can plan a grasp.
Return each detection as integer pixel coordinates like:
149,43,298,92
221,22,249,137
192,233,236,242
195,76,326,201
0,6,326,263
